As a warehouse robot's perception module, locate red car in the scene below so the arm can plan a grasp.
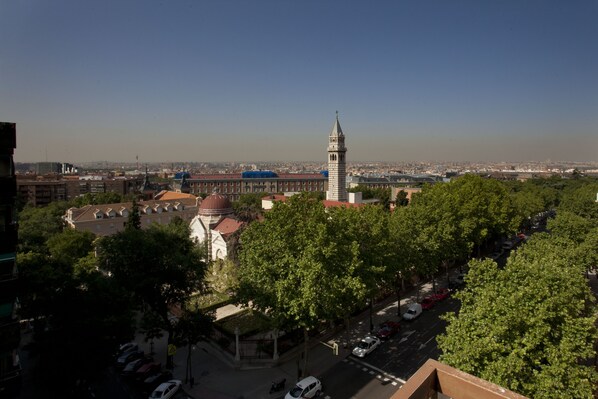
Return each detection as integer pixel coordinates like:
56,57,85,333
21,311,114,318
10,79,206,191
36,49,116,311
135,361,161,381
376,320,401,339
421,296,437,310
432,288,450,302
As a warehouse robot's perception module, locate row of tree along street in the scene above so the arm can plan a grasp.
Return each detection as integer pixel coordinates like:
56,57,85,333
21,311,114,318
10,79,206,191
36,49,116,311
16,174,598,397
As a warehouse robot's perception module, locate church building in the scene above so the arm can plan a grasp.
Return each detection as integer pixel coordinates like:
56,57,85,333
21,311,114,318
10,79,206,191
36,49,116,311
189,190,244,261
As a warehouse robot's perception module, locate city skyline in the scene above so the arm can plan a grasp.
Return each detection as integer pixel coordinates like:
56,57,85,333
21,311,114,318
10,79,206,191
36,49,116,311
1,1,597,163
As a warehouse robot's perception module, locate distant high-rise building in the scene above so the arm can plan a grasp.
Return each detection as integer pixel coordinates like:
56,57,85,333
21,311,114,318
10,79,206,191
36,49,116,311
0,122,21,396
327,113,347,202
35,162,61,175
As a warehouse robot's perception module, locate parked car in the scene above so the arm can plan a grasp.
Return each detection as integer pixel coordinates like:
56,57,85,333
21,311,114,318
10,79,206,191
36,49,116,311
117,342,138,357
135,361,161,381
376,320,401,339
517,233,529,241
402,303,423,321
148,379,182,399
116,349,144,368
449,272,467,289
501,240,514,250
432,288,450,301
142,371,173,393
421,296,436,310
285,376,322,399
122,357,153,377
352,335,381,358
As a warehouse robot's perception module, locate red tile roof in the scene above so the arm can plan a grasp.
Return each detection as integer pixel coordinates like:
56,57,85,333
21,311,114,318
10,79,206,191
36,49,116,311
213,217,244,237
154,190,198,200
189,173,324,180
261,194,288,201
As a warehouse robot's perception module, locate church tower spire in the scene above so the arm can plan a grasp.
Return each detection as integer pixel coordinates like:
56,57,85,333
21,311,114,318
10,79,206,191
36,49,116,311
327,111,347,202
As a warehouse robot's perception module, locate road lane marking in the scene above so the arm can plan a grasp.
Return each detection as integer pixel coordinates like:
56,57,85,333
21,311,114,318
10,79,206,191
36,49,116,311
418,336,436,350
351,357,407,384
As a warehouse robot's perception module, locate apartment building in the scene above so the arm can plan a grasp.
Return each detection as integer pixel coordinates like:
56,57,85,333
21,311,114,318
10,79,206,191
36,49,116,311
0,122,21,396
16,175,144,207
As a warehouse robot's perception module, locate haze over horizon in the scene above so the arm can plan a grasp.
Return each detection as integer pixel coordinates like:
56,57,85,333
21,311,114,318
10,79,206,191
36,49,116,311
1,1,597,164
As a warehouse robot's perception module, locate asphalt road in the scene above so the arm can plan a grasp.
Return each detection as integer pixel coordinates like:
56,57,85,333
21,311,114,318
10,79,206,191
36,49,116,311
314,240,531,399
316,294,460,399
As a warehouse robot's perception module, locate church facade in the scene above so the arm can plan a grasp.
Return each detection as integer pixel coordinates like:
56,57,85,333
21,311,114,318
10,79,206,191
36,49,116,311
189,191,244,261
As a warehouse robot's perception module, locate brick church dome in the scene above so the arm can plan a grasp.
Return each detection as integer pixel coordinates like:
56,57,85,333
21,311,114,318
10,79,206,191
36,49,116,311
199,191,234,216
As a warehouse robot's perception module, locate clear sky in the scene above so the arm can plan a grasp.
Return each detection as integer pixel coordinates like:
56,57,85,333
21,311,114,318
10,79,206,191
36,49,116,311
1,0,597,163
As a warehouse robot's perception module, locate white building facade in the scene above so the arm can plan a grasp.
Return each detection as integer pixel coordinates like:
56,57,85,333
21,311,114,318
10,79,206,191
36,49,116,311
189,191,243,261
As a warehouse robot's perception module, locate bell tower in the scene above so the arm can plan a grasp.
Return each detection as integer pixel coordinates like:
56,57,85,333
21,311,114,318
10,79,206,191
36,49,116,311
327,112,347,202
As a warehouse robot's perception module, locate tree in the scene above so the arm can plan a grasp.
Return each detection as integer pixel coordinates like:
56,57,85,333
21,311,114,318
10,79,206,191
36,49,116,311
348,185,392,209
125,197,141,231
449,174,518,256
548,211,593,245
206,258,239,294
46,228,96,266
233,193,264,223
395,189,409,207
71,191,124,207
510,184,548,229
558,181,598,221
18,201,70,253
18,250,135,393
329,205,391,331
408,182,470,286
387,206,419,316
97,218,209,367
173,306,214,384
437,235,597,398
236,194,366,377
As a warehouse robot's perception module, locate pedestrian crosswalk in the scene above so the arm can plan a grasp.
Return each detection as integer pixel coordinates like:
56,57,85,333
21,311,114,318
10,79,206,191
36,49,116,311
342,358,405,386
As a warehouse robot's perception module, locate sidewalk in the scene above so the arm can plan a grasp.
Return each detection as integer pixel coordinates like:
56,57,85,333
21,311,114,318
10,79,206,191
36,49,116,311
136,277,447,399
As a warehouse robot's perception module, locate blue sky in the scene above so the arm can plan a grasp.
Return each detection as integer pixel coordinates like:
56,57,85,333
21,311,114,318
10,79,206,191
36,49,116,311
1,0,597,163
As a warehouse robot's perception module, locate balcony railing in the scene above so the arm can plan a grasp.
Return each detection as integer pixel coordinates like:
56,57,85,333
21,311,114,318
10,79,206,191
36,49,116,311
0,276,17,302
0,320,20,351
0,227,17,253
0,364,22,396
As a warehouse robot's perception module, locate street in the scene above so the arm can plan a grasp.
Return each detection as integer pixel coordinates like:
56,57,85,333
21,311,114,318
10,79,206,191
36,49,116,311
315,295,458,398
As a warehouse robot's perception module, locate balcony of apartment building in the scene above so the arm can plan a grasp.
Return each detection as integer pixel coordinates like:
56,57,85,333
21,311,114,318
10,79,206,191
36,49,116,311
391,359,527,399
0,257,18,303
0,222,18,254
0,348,21,396
0,154,16,201
0,319,20,354
0,299,20,353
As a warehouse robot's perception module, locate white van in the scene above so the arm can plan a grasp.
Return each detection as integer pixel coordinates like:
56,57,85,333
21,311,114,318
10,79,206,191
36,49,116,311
402,303,423,321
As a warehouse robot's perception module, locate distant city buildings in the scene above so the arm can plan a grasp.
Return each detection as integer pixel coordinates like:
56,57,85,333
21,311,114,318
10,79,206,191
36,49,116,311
16,175,144,207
